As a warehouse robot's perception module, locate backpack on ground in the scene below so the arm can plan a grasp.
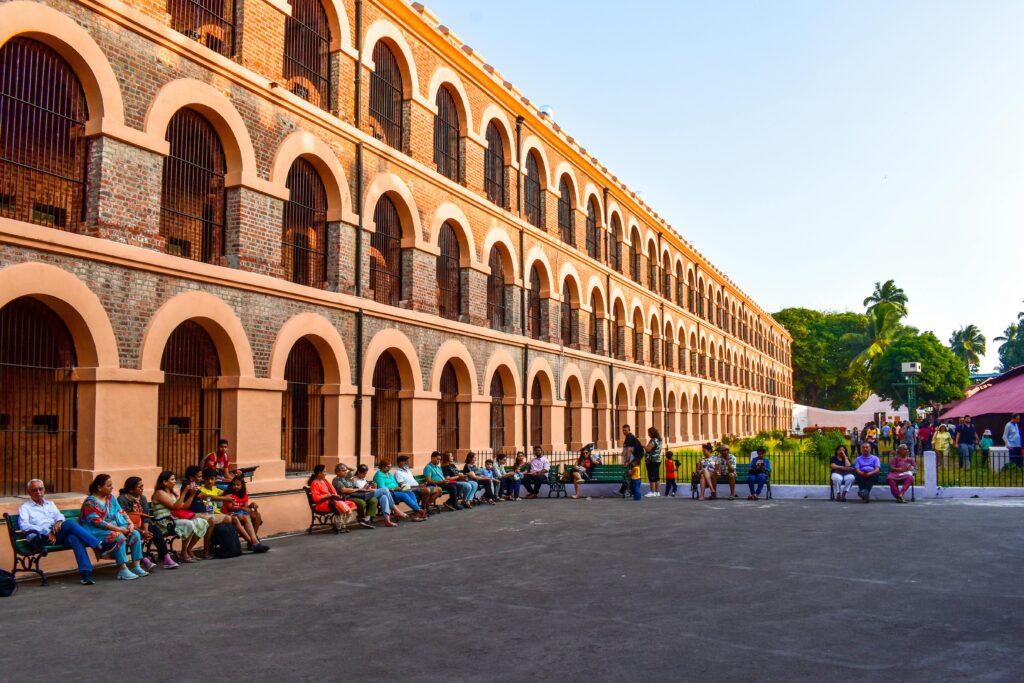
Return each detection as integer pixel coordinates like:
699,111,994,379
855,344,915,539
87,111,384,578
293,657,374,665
0,570,17,597
208,522,242,559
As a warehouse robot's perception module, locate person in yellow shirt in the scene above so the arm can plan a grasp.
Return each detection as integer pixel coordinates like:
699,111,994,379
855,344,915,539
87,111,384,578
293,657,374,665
931,424,953,468
630,462,642,500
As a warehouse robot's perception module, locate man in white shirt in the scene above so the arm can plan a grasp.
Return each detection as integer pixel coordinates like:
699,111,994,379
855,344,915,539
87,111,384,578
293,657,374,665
522,446,550,499
1004,414,1022,468
394,455,441,514
17,479,112,585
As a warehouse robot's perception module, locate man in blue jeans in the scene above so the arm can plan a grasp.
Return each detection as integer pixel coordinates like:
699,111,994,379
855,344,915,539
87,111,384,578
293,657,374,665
17,479,114,585
955,415,979,470
1003,414,1022,469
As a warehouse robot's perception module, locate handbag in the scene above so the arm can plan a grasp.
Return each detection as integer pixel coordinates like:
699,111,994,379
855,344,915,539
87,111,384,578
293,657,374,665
171,509,196,520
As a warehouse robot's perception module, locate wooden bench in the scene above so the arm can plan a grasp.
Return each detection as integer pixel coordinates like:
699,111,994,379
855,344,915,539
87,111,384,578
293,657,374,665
830,464,915,501
690,463,772,499
302,487,342,534
4,510,79,585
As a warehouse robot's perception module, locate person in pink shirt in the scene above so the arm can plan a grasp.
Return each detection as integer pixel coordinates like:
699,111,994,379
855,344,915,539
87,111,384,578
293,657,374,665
887,445,916,503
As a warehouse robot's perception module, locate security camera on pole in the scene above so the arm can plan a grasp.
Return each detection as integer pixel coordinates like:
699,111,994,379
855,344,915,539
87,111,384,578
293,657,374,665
894,362,922,423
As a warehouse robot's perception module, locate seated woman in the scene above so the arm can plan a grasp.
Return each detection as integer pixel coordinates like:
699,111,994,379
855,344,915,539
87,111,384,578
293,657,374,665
373,462,427,521
151,471,209,563
567,446,596,499
355,463,411,522
222,475,270,552
887,445,916,503
829,445,856,502
462,452,498,505
80,474,147,581
332,463,384,528
442,452,477,507
696,444,718,501
307,464,357,532
118,476,178,570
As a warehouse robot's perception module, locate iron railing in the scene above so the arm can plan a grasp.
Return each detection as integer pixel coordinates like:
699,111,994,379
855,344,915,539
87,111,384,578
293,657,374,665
283,0,331,108
369,196,401,306
282,158,328,288
523,153,543,228
436,221,461,320
371,352,401,466
369,41,403,149
434,87,460,181
168,0,236,57
483,122,506,207
557,179,574,244
281,337,324,473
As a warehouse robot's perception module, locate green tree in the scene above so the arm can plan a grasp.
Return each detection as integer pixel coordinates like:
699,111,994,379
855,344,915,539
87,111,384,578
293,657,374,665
843,304,906,369
869,332,969,408
994,303,1024,371
774,307,870,410
863,279,908,317
948,324,987,372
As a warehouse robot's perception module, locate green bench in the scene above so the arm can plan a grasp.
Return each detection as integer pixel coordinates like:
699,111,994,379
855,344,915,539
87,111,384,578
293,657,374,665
829,464,915,502
690,463,772,499
557,463,627,496
4,509,79,585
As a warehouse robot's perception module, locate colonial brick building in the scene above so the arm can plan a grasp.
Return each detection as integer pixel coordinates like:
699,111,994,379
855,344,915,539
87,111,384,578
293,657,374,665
0,0,793,507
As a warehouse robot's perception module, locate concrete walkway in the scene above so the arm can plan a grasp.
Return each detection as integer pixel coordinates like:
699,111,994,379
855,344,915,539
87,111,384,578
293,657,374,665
2,497,1021,682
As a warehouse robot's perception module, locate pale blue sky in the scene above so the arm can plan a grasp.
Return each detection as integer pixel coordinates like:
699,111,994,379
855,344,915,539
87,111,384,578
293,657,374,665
421,0,1023,371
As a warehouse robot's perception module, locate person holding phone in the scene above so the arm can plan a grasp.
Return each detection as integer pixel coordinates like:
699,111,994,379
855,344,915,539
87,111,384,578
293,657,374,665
829,445,855,502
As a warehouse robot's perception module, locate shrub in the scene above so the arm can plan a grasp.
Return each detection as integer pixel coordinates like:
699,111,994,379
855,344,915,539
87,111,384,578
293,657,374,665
806,430,850,459
779,437,802,453
737,435,766,454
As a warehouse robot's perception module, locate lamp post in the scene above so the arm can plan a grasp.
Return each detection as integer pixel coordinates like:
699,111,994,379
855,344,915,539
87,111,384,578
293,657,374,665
893,362,922,422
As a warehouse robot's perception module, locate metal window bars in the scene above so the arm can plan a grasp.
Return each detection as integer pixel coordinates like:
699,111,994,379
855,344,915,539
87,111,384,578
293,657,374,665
437,363,459,455
282,337,324,473
524,152,543,228
168,0,236,57
486,248,506,330
283,0,331,108
484,122,506,207
489,373,505,451
369,42,403,149
560,284,576,348
527,267,542,340
585,199,600,260
436,221,461,320
371,352,401,466
433,87,460,181
282,158,328,288
369,196,402,306
0,297,78,496
160,108,226,265
564,384,574,446
157,320,222,477
0,38,89,233
557,178,574,245
529,378,543,448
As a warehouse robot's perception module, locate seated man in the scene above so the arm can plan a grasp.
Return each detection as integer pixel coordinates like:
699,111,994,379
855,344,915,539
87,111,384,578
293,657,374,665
17,479,113,585
442,453,477,507
716,445,737,499
746,447,771,500
853,443,881,503
494,454,518,500
332,463,380,528
394,455,441,514
522,446,550,499
373,462,426,521
203,439,239,491
422,451,464,511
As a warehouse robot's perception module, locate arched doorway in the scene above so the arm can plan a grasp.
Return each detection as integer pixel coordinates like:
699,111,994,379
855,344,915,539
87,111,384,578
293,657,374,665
281,338,324,473
371,351,401,465
437,361,460,454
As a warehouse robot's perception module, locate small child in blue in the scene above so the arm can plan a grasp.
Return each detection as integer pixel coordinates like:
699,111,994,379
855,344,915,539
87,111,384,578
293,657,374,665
630,462,642,500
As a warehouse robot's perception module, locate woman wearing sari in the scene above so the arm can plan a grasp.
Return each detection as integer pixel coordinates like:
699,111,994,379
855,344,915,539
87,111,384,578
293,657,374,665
307,464,357,531
79,474,147,581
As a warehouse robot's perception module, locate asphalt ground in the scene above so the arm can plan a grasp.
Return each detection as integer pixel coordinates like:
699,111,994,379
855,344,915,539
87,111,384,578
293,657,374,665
1,495,1022,683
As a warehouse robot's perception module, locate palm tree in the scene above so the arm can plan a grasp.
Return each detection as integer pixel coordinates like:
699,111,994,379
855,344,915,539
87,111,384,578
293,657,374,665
995,322,1024,371
863,280,908,317
844,304,904,370
949,324,987,371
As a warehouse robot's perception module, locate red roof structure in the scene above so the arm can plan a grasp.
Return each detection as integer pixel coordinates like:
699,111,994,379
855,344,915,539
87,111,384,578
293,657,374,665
940,365,1024,419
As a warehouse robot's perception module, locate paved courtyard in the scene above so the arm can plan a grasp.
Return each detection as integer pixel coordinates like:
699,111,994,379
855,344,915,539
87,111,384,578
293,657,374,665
2,496,1022,682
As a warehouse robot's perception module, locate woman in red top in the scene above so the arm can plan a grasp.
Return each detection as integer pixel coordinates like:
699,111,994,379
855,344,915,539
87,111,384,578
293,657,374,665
567,446,596,499
307,465,357,531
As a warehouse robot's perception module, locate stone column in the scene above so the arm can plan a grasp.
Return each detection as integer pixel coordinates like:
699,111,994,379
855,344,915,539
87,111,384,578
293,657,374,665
923,451,937,498
218,376,288,486
226,187,285,278
464,267,489,327
83,137,163,251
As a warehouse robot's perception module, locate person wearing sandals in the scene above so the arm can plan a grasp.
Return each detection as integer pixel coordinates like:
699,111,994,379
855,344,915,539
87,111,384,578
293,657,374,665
307,464,358,531
462,452,499,504
567,445,595,499
887,445,916,503
373,462,427,520
355,463,413,522
643,428,664,497
333,463,381,527
747,447,771,500
493,454,516,500
422,451,464,511
696,443,718,500
118,476,178,570
222,475,270,551
395,455,442,512
715,445,737,499
151,471,209,563
829,445,855,502
80,474,148,581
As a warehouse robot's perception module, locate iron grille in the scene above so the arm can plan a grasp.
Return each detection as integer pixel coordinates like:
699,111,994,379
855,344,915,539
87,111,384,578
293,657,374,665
588,296,598,353
590,387,601,445
524,152,543,228
527,267,542,340
529,378,543,448
614,396,624,447
688,285,695,312
433,87,460,182
489,373,504,452
679,346,687,373
676,279,684,307
609,320,619,359
634,328,644,364
486,248,505,330
650,335,659,367
611,217,622,271
0,38,88,233
369,42,403,149
564,384,574,446
585,199,600,260
371,352,401,465
560,284,576,348
0,297,77,496
557,178,574,244
283,0,331,108
437,363,459,454
281,338,324,473
282,158,328,288
370,196,402,306
630,244,640,281
436,221,461,320
160,108,226,265
662,260,672,298
158,320,221,476
168,0,236,57
648,258,657,291
484,122,506,207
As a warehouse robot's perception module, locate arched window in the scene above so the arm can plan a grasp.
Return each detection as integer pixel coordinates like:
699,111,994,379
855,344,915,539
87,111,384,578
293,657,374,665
371,352,401,465
557,178,574,245
591,386,603,446
633,314,645,365
560,282,576,348
650,331,659,368
158,321,221,476
486,247,506,330
283,0,331,108
370,196,402,306
675,263,685,307
647,242,658,291
611,215,623,272
588,294,598,354
530,377,543,447
434,87,460,182
437,362,459,454
614,388,627,447
282,338,324,473
436,221,461,320
369,42,404,150
489,373,505,452
662,254,672,298
484,122,506,207
282,158,328,288
585,199,600,260
160,109,226,265
0,38,89,233
630,233,641,281
168,0,236,56
609,312,620,360
563,383,575,447
688,272,696,312
527,266,542,340
0,297,77,496
524,152,543,228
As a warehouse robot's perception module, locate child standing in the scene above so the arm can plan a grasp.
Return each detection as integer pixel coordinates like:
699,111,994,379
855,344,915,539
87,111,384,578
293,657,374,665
630,460,642,501
980,429,994,466
664,455,678,497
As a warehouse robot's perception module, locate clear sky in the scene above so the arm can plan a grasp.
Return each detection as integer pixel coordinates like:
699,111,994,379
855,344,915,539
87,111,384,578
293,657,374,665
420,0,1023,371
